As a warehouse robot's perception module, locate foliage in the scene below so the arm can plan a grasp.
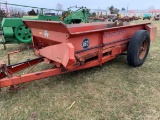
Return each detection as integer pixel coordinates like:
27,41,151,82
122,7,126,10
28,9,37,16
9,7,25,17
108,5,120,14
0,9,6,17
36,9,39,15
56,3,63,13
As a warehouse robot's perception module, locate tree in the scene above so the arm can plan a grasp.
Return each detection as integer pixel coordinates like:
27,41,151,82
28,9,37,16
108,6,120,14
56,3,63,13
9,7,25,17
0,10,6,17
121,7,126,10
36,9,39,15
108,5,114,14
114,8,120,14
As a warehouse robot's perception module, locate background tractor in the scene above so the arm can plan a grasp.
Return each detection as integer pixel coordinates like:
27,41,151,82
143,13,151,20
63,6,90,24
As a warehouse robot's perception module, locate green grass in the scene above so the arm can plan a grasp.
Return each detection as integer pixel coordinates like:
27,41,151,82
0,20,160,120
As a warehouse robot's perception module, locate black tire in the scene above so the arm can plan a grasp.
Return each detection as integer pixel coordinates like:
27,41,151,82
127,30,150,67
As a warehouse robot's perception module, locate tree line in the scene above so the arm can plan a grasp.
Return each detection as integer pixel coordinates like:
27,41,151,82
108,5,126,14
0,4,126,17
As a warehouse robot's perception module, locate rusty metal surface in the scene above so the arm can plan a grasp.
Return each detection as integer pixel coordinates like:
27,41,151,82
145,24,157,42
23,21,153,52
39,43,76,68
24,20,151,34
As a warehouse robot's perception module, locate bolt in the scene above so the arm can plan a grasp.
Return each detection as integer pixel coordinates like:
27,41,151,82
24,32,28,35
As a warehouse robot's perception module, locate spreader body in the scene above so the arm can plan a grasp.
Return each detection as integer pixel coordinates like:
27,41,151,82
0,21,157,89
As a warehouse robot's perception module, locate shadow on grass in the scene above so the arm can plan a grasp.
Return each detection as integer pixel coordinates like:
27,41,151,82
0,43,32,52
0,54,140,102
28,55,134,90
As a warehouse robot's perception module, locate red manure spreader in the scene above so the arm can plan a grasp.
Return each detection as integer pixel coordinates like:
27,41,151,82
0,21,157,91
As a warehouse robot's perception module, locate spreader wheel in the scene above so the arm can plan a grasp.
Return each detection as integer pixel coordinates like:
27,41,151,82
14,24,32,43
127,30,150,67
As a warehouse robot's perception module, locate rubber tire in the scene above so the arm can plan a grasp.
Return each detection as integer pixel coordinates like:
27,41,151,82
127,30,150,67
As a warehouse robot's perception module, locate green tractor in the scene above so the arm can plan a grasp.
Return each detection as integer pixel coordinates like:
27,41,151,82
63,6,90,24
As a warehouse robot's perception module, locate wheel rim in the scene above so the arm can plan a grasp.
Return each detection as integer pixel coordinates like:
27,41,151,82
139,39,148,59
15,25,32,43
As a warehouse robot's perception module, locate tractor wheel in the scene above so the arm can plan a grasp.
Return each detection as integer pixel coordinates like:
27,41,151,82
14,24,32,43
127,30,150,67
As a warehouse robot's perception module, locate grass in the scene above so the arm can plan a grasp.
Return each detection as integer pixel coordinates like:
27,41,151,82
0,20,160,120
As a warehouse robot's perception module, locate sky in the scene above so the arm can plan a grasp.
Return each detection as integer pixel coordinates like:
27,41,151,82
1,0,160,11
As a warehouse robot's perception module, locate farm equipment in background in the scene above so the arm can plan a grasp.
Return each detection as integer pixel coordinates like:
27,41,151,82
105,15,114,22
1,14,61,45
109,16,118,22
119,16,131,22
63,6,90,24
106,14,138,22
143,14,151,20
0,20,157,91
88,12,107,22
118,16,139,22
0,3,91,49
132,16,139,20
88,17,104,22
0,14,61,49
0,2,63,49
154,14,160,21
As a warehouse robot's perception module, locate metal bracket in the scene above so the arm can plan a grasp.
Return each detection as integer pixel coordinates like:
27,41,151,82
7,47,22,65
